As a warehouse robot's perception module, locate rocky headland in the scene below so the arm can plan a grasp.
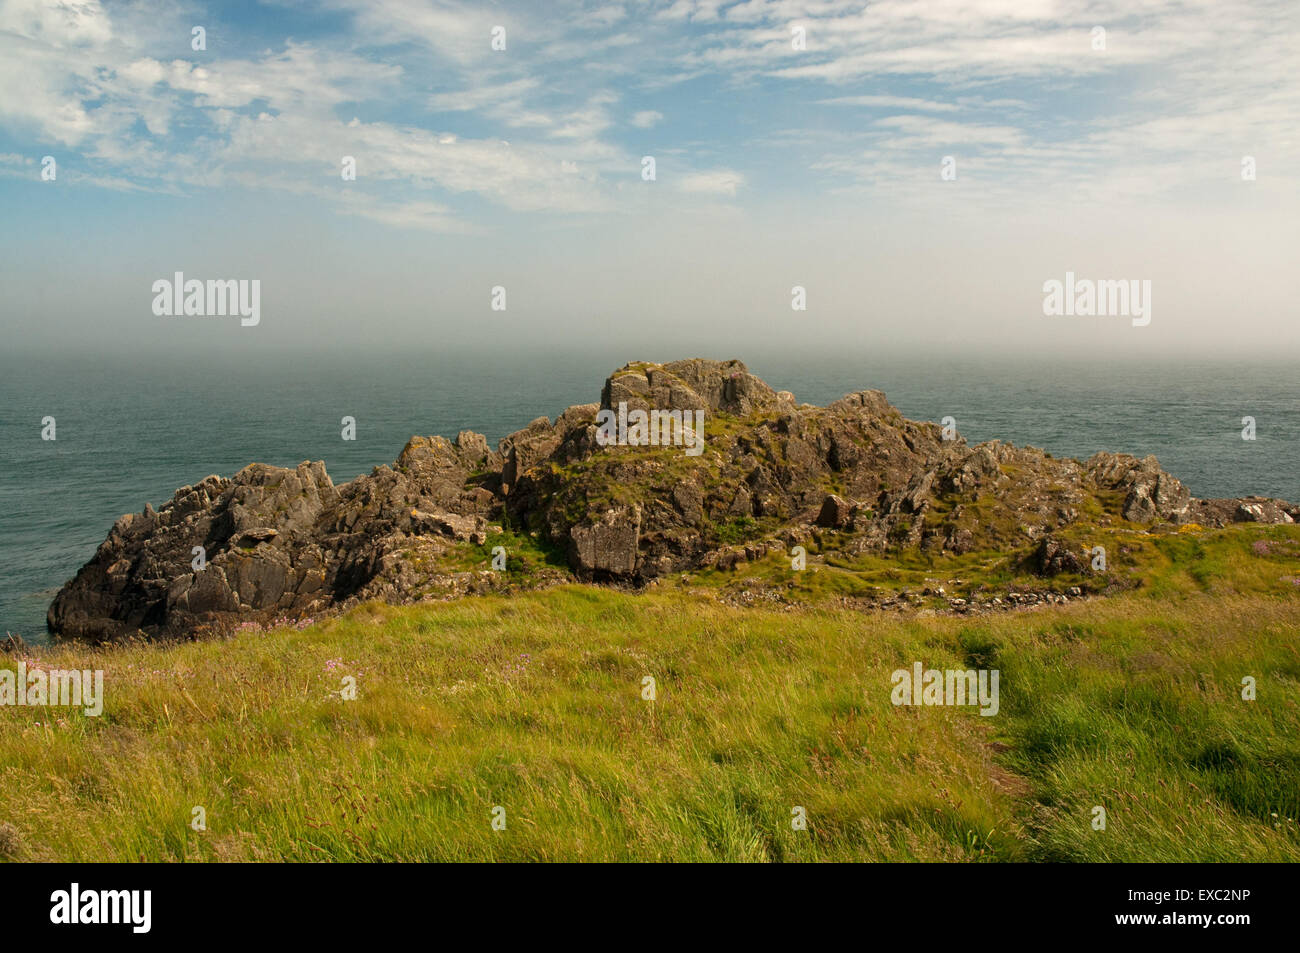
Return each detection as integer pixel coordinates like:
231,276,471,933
47,359,1298,643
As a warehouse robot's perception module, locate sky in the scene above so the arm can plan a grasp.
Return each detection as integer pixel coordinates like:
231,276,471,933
1,0,1298,358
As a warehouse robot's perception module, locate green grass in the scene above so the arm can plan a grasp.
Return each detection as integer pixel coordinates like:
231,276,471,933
1,524,1298,861
439,527,569,578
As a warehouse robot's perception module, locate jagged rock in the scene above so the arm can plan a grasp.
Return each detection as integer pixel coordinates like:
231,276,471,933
569,506,641,578
673,481,705,525
499,417,560,495
230,527,278,548
47,358,1298,643
941,444,1003,493
410,509,484,541
601,359,775,416
1033,537,1085,576
1086,453,1191,523
945,527,975,555
1232,498,1294,524
816,494,854,528
1186,496,1297,526
455,430,491,464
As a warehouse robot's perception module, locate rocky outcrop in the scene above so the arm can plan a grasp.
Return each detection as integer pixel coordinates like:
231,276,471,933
1188,496,1297,526
47,359,1298,643
48,444,499,643
601,359,776,416
569,506,641,579
816,495,855,529
1085,453,1192,522
1033,536,1087,576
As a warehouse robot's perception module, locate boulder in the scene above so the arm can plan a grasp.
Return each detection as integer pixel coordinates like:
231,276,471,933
601,359,776,416
816,494,854,529
1033,537,1085,576
1086,453,1190,523
569,506,641,579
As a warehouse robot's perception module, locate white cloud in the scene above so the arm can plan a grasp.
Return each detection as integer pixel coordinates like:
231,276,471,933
816,95,958,112
429,78,541,113
2,0,1298,237
678,169,744,196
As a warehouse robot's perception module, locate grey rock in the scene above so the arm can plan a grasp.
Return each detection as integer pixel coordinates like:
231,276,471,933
47,358,1298,643
1033,536,1086,576
816,494,854,528
569,506,641,578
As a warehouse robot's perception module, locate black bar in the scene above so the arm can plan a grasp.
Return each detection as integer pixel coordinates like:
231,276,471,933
0,862,1277,940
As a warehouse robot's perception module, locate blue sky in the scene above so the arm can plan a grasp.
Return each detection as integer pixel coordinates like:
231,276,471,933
2,0,1298,356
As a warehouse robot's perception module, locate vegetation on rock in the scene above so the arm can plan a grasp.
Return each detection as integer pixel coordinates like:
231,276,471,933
47,360,1297,642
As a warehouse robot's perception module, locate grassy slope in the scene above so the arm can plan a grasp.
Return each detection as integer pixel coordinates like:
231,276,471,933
2,525,1298,862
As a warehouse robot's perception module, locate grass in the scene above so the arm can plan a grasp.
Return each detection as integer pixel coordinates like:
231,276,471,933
1,524,1298,862
691,519,1300,608
443,526,569,577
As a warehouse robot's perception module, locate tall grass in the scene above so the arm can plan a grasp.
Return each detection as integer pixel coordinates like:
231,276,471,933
2,525,1297,861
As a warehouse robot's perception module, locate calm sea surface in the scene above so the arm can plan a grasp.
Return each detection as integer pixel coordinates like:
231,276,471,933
2,348,1295,643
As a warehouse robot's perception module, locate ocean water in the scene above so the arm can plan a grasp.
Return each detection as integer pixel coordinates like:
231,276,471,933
2,348,1296,644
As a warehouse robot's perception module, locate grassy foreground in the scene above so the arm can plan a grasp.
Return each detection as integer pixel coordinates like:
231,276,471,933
2,525,1299,862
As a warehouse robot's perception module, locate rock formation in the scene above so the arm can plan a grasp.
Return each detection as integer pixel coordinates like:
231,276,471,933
48,359,1298,643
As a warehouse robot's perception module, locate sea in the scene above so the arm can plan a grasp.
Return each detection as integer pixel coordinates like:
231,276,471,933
2,348,1296,644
